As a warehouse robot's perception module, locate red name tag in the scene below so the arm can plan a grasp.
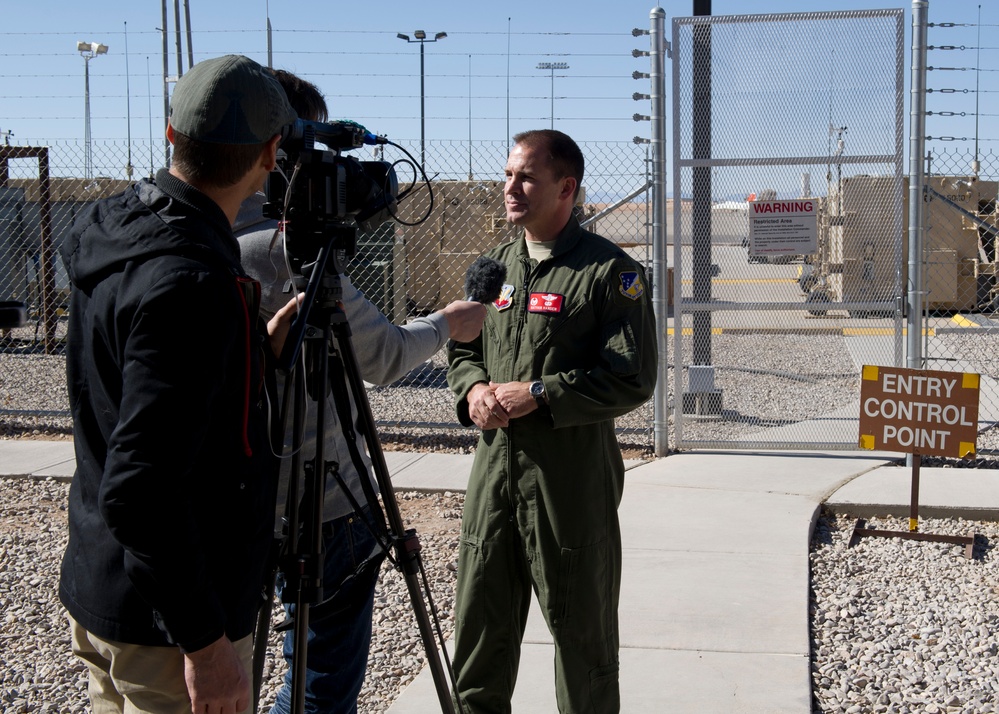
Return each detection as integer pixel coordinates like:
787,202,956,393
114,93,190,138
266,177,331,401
528,292,564,314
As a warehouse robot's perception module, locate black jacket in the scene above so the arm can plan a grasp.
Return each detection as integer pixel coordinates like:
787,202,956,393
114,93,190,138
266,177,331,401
58,169,277,652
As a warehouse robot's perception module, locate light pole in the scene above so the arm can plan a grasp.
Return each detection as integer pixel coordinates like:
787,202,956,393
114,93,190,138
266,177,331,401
77,40,109,180
536,61,568,129
468,54,473,180
397,30,447,167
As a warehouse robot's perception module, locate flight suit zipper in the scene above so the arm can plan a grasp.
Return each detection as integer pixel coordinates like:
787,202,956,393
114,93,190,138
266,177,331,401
507,256,537,523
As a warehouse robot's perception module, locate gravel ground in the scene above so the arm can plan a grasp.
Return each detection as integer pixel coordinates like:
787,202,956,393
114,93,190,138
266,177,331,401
0,477,83,714
810,511,999,714
0,476,462,714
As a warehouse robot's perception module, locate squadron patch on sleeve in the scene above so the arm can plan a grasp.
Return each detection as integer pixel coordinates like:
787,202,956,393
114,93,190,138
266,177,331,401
493,284,516,312
618,271,645,300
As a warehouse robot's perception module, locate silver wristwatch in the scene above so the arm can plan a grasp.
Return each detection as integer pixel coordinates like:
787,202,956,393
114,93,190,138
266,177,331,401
529,380,547,407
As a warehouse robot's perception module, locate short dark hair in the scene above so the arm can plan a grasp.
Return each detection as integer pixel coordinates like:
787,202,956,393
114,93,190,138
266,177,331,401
269,69,328,123
512,129,584,200
171,131,264,188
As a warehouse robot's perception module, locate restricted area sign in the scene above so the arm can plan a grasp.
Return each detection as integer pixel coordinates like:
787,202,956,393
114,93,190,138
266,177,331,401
858,365,980,458
748,198,818,257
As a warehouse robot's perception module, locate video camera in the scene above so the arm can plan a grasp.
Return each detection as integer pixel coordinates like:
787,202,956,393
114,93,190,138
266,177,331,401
263,118,400,268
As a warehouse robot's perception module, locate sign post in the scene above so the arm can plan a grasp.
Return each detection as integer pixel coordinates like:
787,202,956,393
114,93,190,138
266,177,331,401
852,365,980,558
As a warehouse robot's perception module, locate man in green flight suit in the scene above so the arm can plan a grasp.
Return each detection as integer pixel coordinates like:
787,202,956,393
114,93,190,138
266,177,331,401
447,129,658,714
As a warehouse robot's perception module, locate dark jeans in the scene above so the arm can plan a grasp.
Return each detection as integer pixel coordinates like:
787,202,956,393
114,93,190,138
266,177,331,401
270,506,383,714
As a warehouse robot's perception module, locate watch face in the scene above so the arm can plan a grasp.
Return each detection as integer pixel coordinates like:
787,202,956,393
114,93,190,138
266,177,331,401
530,381,544,397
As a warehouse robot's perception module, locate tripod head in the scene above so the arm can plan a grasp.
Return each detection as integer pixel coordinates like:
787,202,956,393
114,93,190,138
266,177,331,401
275,223,355,373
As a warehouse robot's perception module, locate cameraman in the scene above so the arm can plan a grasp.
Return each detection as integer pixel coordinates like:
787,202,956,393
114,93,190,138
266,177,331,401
59,55,299,714
234,70,486,713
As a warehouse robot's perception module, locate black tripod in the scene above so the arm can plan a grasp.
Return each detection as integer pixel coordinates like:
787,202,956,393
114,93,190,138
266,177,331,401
253,229,460,714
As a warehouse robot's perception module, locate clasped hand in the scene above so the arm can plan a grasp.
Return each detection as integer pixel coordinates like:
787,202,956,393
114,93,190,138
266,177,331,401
468,380,538,430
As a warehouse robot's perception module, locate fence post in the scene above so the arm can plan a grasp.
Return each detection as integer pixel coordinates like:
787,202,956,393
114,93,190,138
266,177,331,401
650,7,670,456
37,149,56,353
908,0,928,369
0,146,57,353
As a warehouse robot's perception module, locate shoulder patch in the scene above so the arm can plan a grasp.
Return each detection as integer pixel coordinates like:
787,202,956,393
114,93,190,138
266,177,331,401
618,271,644,300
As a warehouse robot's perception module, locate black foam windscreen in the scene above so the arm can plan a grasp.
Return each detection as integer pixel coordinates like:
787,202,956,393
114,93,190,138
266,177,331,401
464,256,507,304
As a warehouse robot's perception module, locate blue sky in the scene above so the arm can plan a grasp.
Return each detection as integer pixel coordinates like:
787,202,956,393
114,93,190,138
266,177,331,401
0,1,992,175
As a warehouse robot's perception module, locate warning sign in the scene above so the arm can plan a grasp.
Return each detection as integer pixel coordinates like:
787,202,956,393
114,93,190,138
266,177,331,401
748,199,817,257
858,365,980,458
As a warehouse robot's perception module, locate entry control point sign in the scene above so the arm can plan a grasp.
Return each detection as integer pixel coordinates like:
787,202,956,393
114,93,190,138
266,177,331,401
858,365,980,458
748,199,818,257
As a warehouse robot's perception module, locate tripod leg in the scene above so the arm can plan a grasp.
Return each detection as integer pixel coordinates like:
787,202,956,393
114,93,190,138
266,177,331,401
252,543,280,711
273,237,459,713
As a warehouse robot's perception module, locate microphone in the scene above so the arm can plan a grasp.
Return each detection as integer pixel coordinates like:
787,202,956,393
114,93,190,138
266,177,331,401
464,256,507,304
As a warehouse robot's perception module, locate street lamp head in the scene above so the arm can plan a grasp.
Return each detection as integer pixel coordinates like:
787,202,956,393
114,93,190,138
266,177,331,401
399,30,446,43
77,41,109,56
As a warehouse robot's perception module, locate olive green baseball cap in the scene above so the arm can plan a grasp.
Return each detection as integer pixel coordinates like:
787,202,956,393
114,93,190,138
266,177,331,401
169,54,297,144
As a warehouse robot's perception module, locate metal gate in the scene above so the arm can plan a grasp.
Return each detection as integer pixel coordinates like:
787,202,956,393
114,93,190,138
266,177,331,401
671,10,906,450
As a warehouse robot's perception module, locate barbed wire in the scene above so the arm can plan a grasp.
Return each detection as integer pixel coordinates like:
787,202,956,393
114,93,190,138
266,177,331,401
926,136,999,142
928,22,999,28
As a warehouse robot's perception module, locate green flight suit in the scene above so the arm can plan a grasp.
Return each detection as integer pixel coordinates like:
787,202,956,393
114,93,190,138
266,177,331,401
447,217,658,714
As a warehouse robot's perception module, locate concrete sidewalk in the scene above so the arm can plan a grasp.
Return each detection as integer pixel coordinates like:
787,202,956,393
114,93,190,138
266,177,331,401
386,450,883,713
5,440,999,712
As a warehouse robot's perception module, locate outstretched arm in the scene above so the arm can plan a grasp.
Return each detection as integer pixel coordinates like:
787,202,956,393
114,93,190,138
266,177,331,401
345,278,484,385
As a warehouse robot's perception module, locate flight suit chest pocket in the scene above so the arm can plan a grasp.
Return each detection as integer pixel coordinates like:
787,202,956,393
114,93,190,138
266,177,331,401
529,299,590,352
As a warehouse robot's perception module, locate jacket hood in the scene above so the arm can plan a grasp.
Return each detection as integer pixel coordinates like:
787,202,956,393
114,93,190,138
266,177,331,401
61,169,240,290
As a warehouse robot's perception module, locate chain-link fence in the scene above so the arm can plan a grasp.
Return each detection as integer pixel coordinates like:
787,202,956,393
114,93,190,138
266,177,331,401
0,137,657,451
2,98,996,460
918,148,999,461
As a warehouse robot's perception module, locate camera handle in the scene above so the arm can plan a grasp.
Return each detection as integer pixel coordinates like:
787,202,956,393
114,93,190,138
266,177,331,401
255,235,460,714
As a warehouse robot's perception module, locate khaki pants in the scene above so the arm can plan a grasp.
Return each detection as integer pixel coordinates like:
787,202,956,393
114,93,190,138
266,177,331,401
69,615,254,714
